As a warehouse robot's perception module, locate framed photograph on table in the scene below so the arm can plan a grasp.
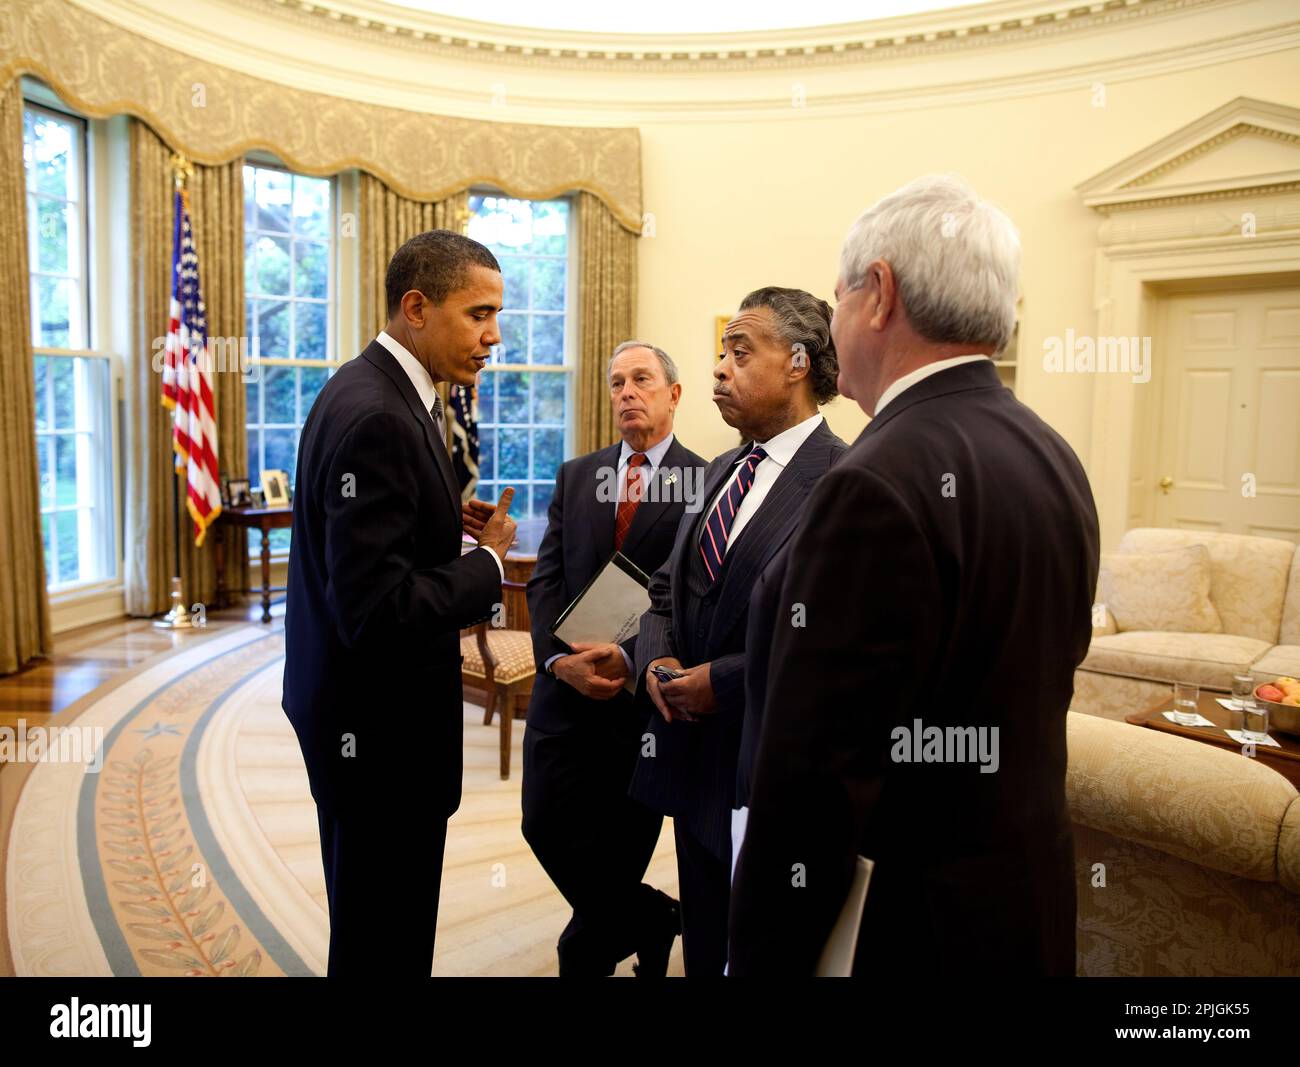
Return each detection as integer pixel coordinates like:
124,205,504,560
260,470,290,508
225,478,252,508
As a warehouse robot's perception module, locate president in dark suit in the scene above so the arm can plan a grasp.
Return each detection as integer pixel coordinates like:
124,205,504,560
521,341,707,977
728,175,1100,976
630,287,847,976
283,230,517,976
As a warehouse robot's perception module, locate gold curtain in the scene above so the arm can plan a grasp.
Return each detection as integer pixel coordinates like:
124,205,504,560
0,79,51,673
359,174,470,341
125,121,247,616
576,192,638,455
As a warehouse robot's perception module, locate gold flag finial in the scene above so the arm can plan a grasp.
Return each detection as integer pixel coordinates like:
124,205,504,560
170,152,194,190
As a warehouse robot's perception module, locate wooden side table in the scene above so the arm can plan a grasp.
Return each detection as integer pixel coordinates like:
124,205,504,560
214,506,293,623
1125,690,1300,789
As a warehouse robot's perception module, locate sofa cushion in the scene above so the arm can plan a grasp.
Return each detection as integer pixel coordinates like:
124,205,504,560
1082,631,1272,690
1099,544,1221,634
1281,799,1300,895
1117,529,1294,644
1250,645,1300,682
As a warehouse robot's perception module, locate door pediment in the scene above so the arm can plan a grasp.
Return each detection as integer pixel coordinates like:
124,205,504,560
1077,97,1300,211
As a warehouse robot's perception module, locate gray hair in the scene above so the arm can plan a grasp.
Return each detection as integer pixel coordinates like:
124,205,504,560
737,287,839,405
606,340,679,386
839,174,1020,353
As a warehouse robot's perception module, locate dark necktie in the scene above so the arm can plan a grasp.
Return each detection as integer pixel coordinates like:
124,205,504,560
614,452,648,551
698,445,767,584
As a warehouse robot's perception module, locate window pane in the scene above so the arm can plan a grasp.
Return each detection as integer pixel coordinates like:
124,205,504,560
243,166,256,230
293,176,330,238
299,367,328,418
295,301,328,359
256,300,290,359
247,427,262,484
497,313,527,362
256,168,292,232
530,200,569,255
499,427,529,481
476,368,496,420
40,513,54,586
262,429,297,481
50,354,74,428
293,240,328,299
25,112,72,200
35,200,72,274
254,235,290,296
35,274,72,348
498,254,528,309
532,428,563,483
262,366,294,424
38,435,53,507
497,371,527,424
55,433,79,506
533,373,565,425
478,426,496,481
531,314,564,364
34,355,48,431
56,503,79,584
530,257,565,311
532,482,554,521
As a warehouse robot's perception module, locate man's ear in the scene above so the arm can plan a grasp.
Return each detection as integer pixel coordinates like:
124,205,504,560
669,382,682,408
400,289,426,328
867,259,896,332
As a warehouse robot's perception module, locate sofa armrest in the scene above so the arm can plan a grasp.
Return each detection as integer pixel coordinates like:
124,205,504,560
1091,602,1117,638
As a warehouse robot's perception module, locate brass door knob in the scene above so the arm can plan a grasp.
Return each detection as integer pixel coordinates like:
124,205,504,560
1159,476,1173,494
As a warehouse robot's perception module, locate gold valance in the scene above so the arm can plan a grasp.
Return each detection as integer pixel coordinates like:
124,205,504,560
0,0,643,233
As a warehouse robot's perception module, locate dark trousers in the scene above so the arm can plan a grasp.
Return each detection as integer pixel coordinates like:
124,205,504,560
316,807,448,976
522,716,666,975
673,820,730,977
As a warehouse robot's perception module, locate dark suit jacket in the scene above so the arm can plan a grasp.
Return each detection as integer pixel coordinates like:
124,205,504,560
629,419,847,862
728,359,1099,976
524,436,707,735
282,339,502,820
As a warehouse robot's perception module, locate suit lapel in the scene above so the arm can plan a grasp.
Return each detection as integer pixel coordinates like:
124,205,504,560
360,341,463,518
709,422,838,642
589,442,620,567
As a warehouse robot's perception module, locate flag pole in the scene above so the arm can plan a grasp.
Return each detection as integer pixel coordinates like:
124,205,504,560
154,154,196,631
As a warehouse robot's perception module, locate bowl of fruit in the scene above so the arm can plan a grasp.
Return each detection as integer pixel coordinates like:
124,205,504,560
1253,676,1300,738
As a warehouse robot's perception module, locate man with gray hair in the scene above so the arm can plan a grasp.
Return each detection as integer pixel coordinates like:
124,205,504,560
521,340,706,976
729,175,1099,976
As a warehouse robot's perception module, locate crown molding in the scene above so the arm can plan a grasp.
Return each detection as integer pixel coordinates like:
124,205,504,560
63,0,1300,123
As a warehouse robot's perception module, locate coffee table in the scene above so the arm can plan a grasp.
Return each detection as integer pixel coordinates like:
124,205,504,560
1125,690,1300,789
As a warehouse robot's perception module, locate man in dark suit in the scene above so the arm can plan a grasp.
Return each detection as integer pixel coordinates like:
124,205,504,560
630,287,847,976
728,175,1100,976
283,230,517,976
520,341,707,977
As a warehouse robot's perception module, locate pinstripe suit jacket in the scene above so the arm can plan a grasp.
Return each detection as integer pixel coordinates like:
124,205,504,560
628,419,847,862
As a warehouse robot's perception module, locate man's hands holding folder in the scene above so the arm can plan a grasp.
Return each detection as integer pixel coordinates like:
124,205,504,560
554,643,627,701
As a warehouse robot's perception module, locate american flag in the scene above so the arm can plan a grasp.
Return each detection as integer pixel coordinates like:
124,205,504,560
449,383,479,502
161,187,222,545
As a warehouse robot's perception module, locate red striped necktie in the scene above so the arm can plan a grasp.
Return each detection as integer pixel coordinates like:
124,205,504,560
614,452,648,551
698,445,767,583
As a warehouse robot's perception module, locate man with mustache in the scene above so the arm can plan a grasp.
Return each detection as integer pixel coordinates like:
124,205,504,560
629,288,847,976
521,341,706,977
283,229,517,976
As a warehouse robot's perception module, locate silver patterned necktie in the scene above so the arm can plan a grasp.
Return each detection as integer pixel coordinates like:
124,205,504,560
430,394,447,442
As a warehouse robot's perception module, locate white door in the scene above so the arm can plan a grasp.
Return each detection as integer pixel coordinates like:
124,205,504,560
1153,285,1300,542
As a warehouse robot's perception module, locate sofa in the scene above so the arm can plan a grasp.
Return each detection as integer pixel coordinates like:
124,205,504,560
1072,528,1300,723
1067,712,1300,975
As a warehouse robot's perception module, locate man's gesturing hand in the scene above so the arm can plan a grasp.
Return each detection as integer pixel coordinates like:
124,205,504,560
466,488,517,560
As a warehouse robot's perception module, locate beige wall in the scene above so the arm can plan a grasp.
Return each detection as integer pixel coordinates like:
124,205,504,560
636,47,1300,468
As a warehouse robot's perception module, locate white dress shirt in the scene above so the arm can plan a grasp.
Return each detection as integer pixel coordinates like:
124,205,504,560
375,330,503,582
873,354,991,416
701,411,825,555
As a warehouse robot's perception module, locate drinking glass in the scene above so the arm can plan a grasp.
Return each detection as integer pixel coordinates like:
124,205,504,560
1231,673,1255,712
1241,701,1269,742
1172,681,1199,726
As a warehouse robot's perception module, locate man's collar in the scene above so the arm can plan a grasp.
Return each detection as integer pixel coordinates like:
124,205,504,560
748,412,824,467
619,431,675,470
874,354,990,416
377,330,438,414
